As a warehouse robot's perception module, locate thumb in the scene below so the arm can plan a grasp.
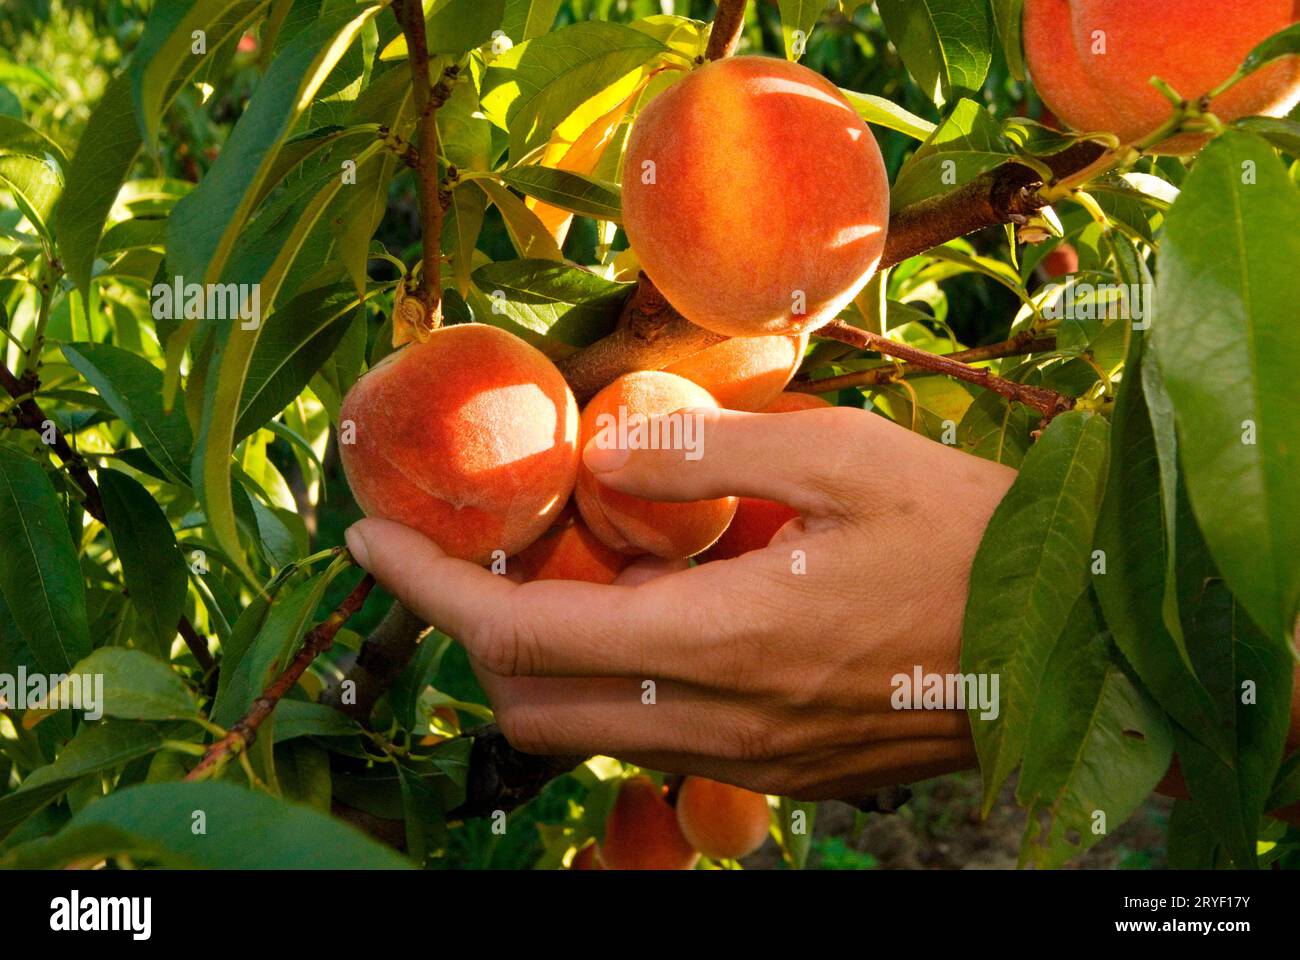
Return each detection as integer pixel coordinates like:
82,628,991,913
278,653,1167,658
581,405,862,517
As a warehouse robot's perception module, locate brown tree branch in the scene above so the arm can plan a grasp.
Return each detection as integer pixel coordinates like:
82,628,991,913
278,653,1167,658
1,362,216,673
705,0,748,60
790,333,1058,393
393,0,454,332
186,573,376,781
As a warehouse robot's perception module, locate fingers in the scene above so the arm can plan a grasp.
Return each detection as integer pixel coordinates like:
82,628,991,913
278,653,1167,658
583,406,870,517
348,517,746,680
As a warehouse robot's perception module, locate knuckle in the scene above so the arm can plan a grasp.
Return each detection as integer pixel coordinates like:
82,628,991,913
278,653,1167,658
496,709,551,755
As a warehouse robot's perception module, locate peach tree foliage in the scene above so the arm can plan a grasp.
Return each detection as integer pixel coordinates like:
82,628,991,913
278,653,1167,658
0,0,1296,870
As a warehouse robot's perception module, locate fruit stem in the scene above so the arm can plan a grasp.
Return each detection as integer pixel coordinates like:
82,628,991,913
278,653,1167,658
705,0,748,61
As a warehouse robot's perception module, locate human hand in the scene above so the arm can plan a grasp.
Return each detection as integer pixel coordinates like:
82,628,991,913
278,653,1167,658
346,404,1017,800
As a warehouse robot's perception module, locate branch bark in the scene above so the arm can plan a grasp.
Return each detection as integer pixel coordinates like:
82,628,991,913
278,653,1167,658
321,600,430,721
186,573,375,781
814,322,1072,420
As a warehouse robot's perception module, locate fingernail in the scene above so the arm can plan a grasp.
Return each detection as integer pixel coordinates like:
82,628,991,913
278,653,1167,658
583,438,630,474
345,523,372,569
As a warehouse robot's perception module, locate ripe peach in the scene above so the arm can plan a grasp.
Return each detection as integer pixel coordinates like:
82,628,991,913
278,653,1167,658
664,333,808,411
1025,0,1300,154
601,776,700,870
576,371,737,558
512,511,630,584
675,777,771,860
339,323,579,565
623,56,890,337
701,392,831,562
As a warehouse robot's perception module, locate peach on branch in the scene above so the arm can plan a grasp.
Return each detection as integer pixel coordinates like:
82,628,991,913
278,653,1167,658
339,323,579,565
664,332,809,411
622,56,890,337
512,510,630,584
1024,0,1300,154
576,371,737,559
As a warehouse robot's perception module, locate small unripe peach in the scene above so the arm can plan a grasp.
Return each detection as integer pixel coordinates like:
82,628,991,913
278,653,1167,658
576,371,737,558
1040,243,1079,279
339,324,579,564
675,776,771,860
601,776,700,870
623,56,890,337
664,333,808,411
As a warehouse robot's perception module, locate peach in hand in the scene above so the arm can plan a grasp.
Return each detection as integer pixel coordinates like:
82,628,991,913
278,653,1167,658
675,776,771,860
339,323,579,565
664,332,808,411
576,371,737,559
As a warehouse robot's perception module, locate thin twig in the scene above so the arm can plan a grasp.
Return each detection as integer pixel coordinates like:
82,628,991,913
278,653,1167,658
816,321,1073,420
185,573,376,781
791,333,1058,393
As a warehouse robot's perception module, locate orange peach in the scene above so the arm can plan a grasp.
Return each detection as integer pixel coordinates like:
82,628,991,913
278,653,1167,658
701,392,831,561
569,842,606,870
1040,243,1079,278
664,333,808,411
512,511,630,584
1025,0,1300,154
576,371,737,558
601,776,700,870
339,323,579,565
623,56,890,337
675,776,771,860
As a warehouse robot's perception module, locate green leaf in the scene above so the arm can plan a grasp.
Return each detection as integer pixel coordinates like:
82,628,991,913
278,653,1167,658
63,648,199,722
891,99,1014,210
776,797,815,869
1,781,413,869
131,1,269,151
501,0,562,43
877,0,994,105
0,722,164,842
471,259,629,345
1092,325,1229,762
427,0,505,55
1017,592,1173,868
167,4,383,288
838,88,936,141
271,700,365,743
956,391,1035,468
497,167,621,221
481,21,666,161
0,115,67,243
0,442,91,674
98,470,189,657
1231,22,1300,84
1234,115,1300,157
236,284,370,442
960,410,1110,812
62,342,194,486
777,0,823,62
990,0,1025,80
474,178,563,260
442,182,488,298
1150,131,1300,642
1173,582,1294,868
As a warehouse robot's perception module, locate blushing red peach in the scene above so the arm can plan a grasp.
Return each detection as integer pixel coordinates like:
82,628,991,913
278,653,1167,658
623,56,890,337
1024,0,1300,154
664,333,809,411
339,323,579,565
512,511,630,584
601,776,700,870
575,371,737,559
675,776,771,860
